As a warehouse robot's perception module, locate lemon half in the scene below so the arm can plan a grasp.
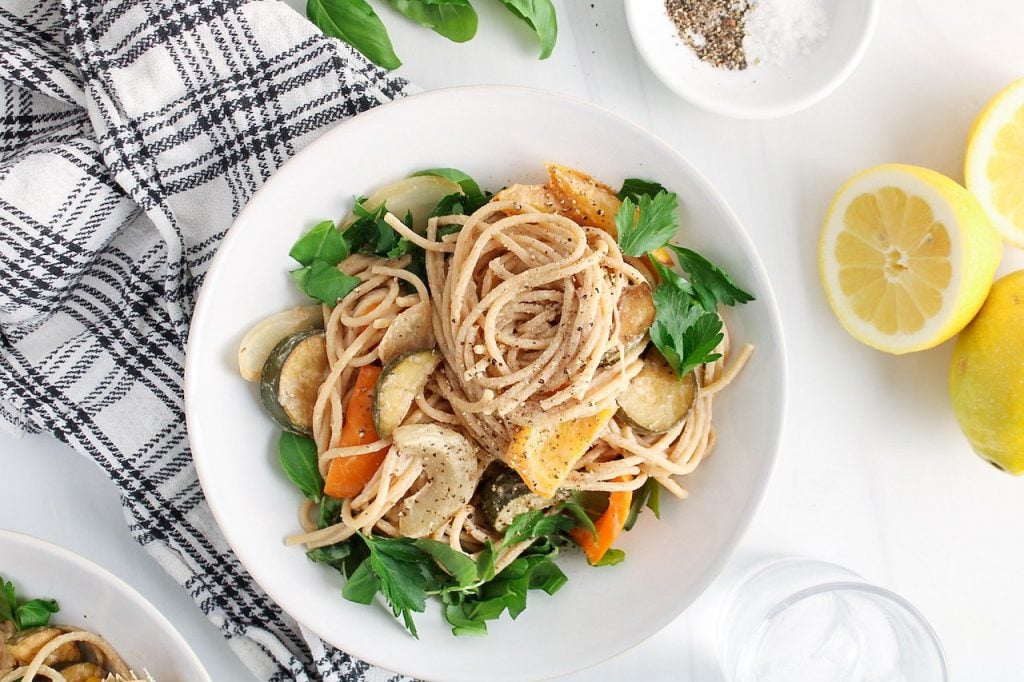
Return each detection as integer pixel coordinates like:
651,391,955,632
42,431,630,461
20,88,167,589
965,78,1024,247
819,164,1002,354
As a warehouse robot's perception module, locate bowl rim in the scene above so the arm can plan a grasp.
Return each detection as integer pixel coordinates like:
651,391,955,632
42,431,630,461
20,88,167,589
0,528,211,681
623,0,881,119
184,84,789,680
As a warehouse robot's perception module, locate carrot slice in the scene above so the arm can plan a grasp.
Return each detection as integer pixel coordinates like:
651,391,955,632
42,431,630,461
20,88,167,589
569,479,632,564
323,364,389,499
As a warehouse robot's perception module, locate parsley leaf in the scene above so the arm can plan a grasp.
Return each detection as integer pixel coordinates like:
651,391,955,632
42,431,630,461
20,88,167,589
278,432,323,503
649,281,724,377
668,245,755,311
617,178,669,202
364,536,430,638
615,191,680,257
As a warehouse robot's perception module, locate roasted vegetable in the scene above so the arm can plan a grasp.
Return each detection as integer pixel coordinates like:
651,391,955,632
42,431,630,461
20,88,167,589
237,305,323,381
58,662,107,682
616,350,699,435
259,330,329,435
505,409,615,498
477,462,556,532
393,424,479,537
545,163,621,234
323,364,389,499
377,301,436,365
344,175,462,231
372,349,441,438
569,479,632,564
5,626,77,666
601,282,655,365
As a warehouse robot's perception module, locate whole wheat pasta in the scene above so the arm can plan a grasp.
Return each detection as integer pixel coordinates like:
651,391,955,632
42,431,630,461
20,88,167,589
282,195,753,566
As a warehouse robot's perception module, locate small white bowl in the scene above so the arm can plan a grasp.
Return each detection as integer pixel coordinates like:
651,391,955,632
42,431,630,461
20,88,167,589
0,530,210,681
625,0,879,119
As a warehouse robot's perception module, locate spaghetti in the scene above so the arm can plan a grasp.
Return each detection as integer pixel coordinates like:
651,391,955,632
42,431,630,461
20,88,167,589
274,171,753,570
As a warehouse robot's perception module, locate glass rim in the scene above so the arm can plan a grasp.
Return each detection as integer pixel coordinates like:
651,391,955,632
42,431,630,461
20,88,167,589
740,580,949,681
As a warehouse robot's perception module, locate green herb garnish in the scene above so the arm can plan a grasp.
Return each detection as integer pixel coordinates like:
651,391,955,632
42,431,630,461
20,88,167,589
389,0,479,42
312,503,586,638
279,432,323,503
1,577,60,631
498,0,558,59
617,178,669,202
613,181,754,379
614,191,680,258
306,0,402,69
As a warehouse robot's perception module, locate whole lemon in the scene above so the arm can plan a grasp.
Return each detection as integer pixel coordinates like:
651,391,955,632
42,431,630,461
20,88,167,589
950,270,1024,473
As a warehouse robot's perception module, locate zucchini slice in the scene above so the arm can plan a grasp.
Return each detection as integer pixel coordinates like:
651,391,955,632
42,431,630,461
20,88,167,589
616,350,699,435
373,349,442,438
477,462,556,532
260,330,329,435
601,283,655,365
238,305,323,381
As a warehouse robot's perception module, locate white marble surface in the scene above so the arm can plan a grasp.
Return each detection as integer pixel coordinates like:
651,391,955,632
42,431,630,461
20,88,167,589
4,0,1024,679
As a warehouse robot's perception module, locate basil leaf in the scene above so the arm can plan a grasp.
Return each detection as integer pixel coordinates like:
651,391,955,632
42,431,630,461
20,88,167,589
624,479,662,531
445,602,489,636
615,191,679,257
618,178,669,202
527,557,567,593
279,432,323,503
501,508,574,548
294,260,361,306
497,0,558,59
592,548,626,567
668,245,755,311
307,0,401,69
289,220,349,266
317,496,343,529
557,500,596,540
414,539,479,587
15,599,59,630
412,168,486,206
388,0,478,42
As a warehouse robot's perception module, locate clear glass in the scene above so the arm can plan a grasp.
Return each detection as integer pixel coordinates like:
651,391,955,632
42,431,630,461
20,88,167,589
718,558,948,682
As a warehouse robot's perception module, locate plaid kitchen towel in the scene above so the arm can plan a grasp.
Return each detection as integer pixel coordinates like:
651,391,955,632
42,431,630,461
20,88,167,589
0,0,411,679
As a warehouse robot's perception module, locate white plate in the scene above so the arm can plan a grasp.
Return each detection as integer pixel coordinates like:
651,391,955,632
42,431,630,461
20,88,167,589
626,0,879,118
0,530,210,681
185,86,787,681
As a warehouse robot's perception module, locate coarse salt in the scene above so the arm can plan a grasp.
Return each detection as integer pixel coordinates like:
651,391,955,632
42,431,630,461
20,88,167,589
743,0,829,67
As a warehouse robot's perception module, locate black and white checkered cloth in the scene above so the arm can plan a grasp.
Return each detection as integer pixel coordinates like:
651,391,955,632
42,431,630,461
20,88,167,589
0,0,411,679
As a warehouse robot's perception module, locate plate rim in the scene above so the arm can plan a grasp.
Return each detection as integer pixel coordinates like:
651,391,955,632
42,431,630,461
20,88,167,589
0,528,211,682
184,84,789,680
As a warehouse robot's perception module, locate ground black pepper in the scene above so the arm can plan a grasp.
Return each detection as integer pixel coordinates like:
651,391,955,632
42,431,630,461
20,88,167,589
664,0,750,70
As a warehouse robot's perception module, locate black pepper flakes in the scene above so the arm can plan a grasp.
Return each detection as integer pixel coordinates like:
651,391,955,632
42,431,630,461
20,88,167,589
665,0,750,71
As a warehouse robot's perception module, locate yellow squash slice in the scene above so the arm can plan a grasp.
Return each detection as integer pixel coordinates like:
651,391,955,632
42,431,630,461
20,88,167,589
504,408,615,498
